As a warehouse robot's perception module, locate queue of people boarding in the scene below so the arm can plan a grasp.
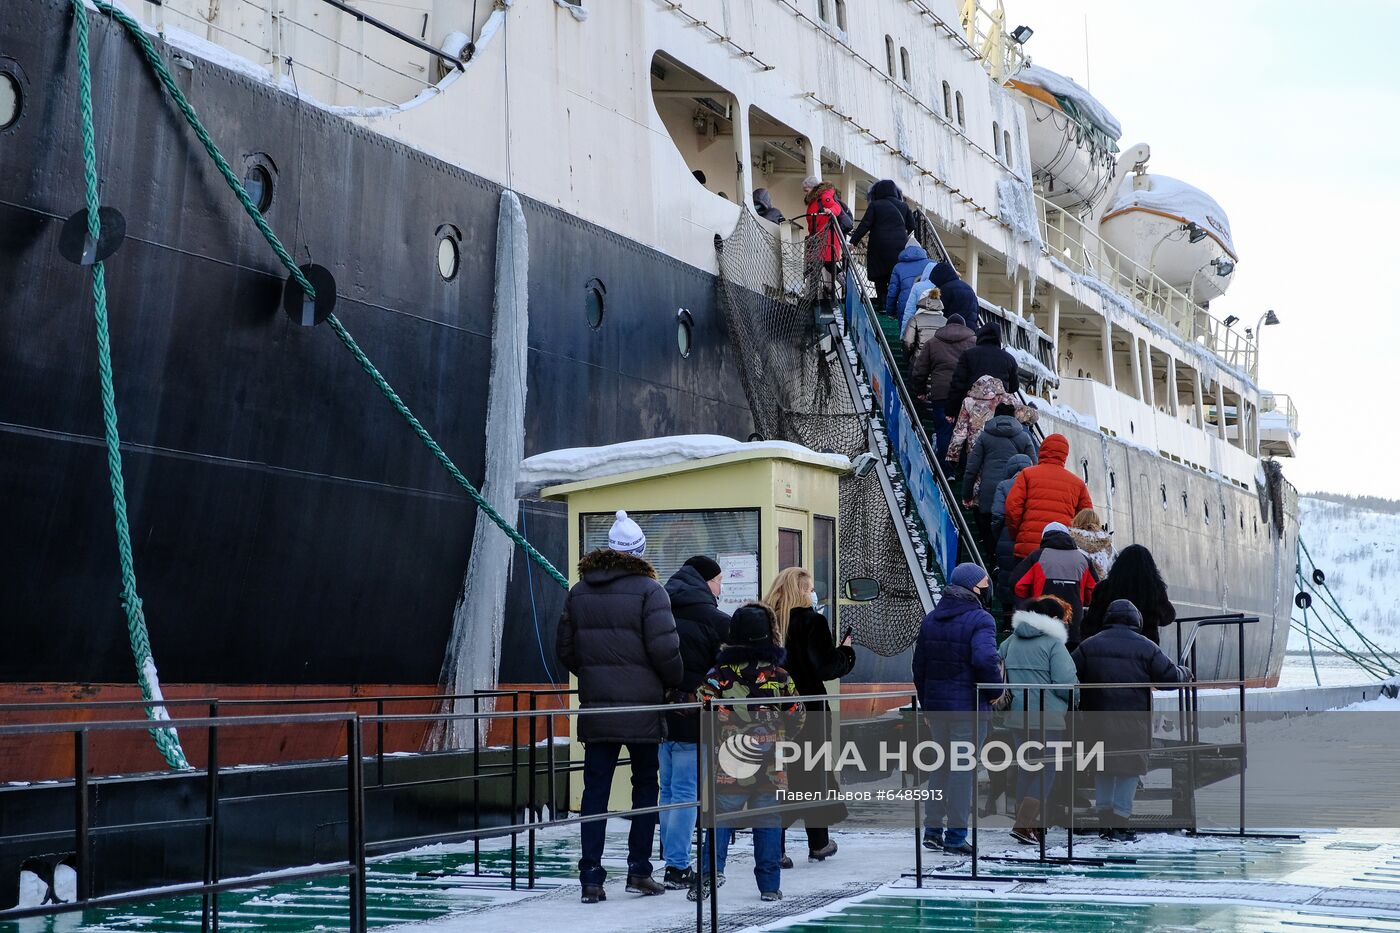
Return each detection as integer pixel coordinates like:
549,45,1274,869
550,180,1190,903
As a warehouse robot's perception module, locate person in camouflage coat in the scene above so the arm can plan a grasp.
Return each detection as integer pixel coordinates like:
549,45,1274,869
693,603,803,900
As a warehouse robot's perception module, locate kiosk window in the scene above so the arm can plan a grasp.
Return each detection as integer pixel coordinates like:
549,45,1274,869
581,508,759,590
778,528,803,571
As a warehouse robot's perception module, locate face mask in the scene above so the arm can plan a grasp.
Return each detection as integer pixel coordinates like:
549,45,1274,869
976,587,991,608
810,590,820,608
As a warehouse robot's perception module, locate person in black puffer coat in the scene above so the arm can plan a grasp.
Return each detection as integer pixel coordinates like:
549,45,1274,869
555,511,683,900
1072,599,1191,840
766,566,856,862
929,260,982,331
657,556,730,888
850,179,913,311
948,324,1020,413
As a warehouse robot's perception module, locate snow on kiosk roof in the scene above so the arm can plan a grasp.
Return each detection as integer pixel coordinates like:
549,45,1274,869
520,435,851,500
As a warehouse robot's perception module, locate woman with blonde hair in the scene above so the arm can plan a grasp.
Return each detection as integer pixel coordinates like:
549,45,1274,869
1069,508,1116,580
763,566,855,863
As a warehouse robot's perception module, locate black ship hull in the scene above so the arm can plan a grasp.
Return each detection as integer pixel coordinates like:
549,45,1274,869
1,1,765,701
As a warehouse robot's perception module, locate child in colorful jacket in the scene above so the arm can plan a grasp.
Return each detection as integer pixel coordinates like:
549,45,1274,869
692,602,804,903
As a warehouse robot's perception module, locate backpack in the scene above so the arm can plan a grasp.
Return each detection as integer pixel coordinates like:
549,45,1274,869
834,195,855,234
899,261,938,332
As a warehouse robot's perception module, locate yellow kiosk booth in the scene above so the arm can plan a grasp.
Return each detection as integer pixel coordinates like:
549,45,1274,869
521,435,875,810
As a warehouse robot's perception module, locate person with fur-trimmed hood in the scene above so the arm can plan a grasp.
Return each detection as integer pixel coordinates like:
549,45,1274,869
691,603,803,903
947,375,1019,469
556,511,683,903
998,595,1079,845
1069,508,1116,580
1008,522,1099,648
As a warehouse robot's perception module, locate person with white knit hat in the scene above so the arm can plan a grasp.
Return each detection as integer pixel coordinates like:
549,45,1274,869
607,510,646,555
557,508,681,902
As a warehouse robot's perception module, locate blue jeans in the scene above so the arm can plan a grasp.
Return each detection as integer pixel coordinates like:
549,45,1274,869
923,718,988,847
577,742,659,885
1095,773,1138,819
700,789,783,893
1014,729,1063,803
658,741,700,871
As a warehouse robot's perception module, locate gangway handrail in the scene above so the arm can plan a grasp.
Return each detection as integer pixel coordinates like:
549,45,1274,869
823,210,988,574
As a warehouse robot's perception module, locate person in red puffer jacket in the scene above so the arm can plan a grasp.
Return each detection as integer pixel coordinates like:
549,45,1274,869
1003,433,1093,560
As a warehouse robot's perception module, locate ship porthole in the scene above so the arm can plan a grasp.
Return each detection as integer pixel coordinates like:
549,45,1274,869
242,153,277,213
0,71,20,131
676,308,694,358
584,278,606,330
435,224,462,281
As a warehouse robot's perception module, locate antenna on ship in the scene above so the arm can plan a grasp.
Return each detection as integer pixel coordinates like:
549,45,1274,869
1083,14,1092,91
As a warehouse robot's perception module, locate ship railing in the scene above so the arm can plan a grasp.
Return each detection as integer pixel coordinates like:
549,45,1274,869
138,0,470,109
1035,194,1258,380
957,0,1027,81
1260,392,1301,437
0,711,369,933
0,687,579,785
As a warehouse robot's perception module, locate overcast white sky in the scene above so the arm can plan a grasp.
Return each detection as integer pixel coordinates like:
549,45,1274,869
1022,0,1399,497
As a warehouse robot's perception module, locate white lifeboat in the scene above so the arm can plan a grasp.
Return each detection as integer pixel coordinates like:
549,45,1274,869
1099,170,1238,302
1004,64,1121,213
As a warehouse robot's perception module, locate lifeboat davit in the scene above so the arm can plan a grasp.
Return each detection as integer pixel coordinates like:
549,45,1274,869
1099,169,1238,303
1005,64,1121,213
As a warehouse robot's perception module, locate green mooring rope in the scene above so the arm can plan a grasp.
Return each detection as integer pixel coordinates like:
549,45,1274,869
87,1,568,589
71,0,189,769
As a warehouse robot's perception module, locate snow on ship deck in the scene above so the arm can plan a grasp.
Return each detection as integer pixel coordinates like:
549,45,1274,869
11,825,1400,932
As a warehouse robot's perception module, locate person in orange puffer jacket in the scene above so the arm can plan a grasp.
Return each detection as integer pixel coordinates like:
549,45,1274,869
1003,433,1093,560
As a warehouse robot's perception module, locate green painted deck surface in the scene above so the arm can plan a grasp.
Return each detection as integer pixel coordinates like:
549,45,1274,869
7,831,1399,931
777,895,1400,932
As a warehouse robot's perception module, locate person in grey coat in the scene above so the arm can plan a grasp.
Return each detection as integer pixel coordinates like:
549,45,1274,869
556,511,683,900
991,453,1034,610
962,403,1037,559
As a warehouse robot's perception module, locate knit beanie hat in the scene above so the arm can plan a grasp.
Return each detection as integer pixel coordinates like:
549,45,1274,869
607,510,646,555
684,555,723,582
949,562,988,591
1042,521,1070,538
947,313,965,326
802,174,821,189
729,603,775,644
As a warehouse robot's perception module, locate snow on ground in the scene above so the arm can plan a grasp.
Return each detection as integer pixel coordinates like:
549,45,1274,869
516,436,850,497
1298,496,1400,652
1336,691,1400,711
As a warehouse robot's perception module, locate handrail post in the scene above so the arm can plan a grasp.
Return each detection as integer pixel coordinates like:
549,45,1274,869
346,717,366,933
510,691,520,890
74,729,90,902
202,705,221,933
528,691,538,889
472,693,481,874
376,700,385,789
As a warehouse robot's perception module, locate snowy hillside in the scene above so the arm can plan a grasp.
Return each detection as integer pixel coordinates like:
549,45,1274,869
1298,496,1400,652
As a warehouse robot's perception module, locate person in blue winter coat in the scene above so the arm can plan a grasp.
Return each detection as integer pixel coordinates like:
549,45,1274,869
929,260,981,331
912,563,1005,854
884,242,932,319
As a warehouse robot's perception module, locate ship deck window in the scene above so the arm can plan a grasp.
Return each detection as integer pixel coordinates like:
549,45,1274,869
585,278,606,329
435,225,461,281
942,81,952,119
1003,130,1013,170
651,52,739,201
993,122,1002,157
0,72,20,130
900,47,911,84
244,164,273,213
834,0,847,30
676,308,694,358
885,36,896,76
955,91,965,129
